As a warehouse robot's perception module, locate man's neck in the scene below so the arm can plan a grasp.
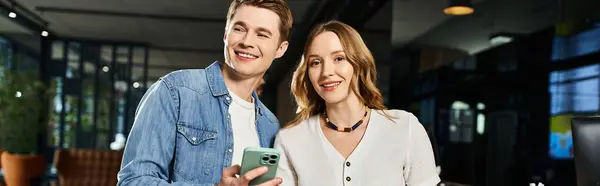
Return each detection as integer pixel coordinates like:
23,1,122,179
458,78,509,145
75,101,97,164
221,65,261,102
324,93,366,128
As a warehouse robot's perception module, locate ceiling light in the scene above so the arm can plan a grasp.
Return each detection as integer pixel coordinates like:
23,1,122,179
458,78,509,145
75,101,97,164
444,0,474,16
489,34,513,45
8,12,16,18
41,31,49,37
133,82,140,88
102,66,109,72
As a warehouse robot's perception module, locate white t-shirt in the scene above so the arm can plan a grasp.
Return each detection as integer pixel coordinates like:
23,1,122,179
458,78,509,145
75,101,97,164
228,90,260,166
275,109,441,186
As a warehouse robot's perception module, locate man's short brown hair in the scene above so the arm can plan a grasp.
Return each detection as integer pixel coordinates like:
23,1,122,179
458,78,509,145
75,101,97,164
226,0,293,42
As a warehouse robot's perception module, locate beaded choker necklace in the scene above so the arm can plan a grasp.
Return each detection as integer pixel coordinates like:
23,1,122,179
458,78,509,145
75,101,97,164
324,108,369,132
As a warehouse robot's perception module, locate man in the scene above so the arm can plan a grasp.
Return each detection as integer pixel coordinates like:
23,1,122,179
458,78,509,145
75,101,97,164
255,76,266,97
117,0,292,185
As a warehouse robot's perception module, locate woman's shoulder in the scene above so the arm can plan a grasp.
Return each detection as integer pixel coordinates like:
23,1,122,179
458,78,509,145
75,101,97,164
275,115,321,147
374,109,424,129
378,109,429,134
377,109,408,116
375,109,418,122
278,115,319,136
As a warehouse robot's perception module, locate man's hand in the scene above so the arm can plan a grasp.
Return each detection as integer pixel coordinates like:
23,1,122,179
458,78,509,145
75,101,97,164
217,165,283,186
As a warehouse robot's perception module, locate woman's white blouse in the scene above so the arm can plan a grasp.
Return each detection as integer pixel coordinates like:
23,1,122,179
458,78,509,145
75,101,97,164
274,109,441,186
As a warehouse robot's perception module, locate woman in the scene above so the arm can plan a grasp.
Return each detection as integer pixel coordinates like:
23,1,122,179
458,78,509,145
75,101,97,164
274,20,440,186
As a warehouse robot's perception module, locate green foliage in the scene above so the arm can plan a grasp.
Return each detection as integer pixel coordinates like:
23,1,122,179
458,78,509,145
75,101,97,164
0,70,52,154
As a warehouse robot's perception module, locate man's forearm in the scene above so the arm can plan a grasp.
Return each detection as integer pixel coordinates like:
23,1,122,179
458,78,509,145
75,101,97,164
118,175,216,186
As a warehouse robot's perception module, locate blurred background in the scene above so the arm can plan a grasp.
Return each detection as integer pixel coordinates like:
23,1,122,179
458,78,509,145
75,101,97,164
0,0,599,185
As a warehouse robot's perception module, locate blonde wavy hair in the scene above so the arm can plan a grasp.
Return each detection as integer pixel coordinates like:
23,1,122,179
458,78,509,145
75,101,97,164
285,20,388,128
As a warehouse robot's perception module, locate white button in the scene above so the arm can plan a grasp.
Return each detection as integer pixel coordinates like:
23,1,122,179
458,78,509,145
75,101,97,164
191,137,197,141
228,149,233,153
226,96,231,101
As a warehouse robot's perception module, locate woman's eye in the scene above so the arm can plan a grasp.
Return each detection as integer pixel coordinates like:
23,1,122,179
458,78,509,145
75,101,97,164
310,61,321,66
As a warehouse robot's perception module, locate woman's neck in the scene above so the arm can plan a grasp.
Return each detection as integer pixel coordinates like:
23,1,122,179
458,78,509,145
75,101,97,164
324,93,367,128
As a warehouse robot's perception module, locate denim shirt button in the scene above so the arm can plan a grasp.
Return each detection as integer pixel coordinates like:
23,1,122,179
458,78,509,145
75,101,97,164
204,169,210,175
191,137,197,141
226,96,231,101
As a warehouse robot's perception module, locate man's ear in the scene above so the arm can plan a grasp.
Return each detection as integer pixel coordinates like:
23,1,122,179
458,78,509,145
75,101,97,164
275,41,289,59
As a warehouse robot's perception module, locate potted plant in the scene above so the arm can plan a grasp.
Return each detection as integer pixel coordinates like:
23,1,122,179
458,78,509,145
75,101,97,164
0,68,51,185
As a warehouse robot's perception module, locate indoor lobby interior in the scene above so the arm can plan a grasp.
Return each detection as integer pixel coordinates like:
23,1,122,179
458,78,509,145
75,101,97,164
1,0,599,185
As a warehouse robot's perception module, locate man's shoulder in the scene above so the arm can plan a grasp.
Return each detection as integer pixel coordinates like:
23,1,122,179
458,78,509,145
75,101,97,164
159,69,209,94
256,100,279,125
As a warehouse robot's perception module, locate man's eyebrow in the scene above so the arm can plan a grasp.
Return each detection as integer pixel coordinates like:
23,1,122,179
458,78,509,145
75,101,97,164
257,27,273,36
232,21,246,27
232,21,273,36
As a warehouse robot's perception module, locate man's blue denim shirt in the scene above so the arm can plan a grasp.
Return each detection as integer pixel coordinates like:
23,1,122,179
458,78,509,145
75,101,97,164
117,62,280,186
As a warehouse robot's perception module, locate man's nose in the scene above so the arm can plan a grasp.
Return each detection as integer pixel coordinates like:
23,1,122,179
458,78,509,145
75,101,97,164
240,33,256,48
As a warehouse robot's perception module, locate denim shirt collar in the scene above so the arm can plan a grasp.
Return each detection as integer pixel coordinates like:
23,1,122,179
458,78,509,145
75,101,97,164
206,61,264,116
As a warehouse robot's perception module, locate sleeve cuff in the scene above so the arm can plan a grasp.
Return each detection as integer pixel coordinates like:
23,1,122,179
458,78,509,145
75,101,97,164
413,175,441,186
